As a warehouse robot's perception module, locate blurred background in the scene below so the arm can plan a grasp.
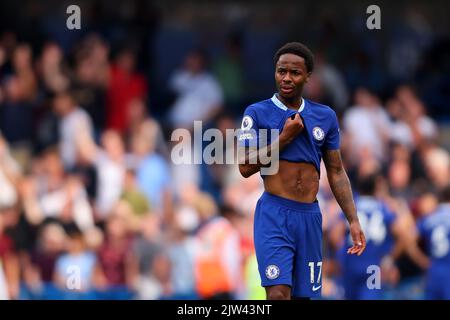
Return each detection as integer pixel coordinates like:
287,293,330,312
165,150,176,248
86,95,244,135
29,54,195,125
0,0,449,300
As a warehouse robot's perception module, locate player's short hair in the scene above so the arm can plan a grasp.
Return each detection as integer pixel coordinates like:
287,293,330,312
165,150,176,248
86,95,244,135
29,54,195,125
274,42,314,73
356,173,378,195
52,87,77,102
64,222,83,239
440,184,450,203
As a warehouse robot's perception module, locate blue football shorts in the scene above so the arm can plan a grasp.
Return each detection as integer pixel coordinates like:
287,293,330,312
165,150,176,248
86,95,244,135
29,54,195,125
254,192,323,298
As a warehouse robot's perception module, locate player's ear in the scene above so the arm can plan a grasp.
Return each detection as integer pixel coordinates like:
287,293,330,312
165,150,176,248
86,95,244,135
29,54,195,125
305,72,312,83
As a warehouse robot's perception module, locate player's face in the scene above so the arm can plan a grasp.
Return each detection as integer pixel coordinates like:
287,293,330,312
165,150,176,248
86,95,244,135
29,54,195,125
275,53,310,99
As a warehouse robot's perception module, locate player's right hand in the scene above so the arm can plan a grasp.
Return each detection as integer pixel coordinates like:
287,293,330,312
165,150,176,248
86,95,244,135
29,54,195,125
347,221,366,256
280,113,304,145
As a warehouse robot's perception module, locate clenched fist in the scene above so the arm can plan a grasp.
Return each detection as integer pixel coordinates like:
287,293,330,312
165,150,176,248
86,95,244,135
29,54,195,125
279,113,304,146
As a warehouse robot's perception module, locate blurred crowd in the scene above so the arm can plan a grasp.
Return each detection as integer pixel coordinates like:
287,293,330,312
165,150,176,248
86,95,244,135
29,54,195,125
0,2,449,300
0,32,262,300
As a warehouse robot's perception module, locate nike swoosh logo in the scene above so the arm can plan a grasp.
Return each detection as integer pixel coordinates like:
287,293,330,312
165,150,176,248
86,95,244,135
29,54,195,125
312,285,322,292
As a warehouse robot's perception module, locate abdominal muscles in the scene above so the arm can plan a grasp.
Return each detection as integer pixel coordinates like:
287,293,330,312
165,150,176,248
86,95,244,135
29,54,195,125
264,160,320,203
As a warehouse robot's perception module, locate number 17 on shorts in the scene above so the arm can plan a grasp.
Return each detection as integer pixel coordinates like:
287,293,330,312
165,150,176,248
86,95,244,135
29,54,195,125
308,261,322,292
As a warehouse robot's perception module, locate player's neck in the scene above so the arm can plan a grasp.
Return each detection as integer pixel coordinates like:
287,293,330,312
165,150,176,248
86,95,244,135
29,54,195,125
277,93,303,110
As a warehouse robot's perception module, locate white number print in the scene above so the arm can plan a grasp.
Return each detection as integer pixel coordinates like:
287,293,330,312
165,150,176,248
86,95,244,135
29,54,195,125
308,261,322,284
431,225,450,258
349,210,386,245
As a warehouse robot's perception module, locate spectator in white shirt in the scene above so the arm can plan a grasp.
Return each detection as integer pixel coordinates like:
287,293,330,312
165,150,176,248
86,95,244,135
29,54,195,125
395,85,438,147
77,129,126,220
343,88,392,165
169,49,224,129
52,90,94,170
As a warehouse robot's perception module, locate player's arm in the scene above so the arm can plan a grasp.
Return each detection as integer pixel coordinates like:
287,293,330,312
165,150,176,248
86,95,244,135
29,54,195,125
390,213,430,270
238,142,284,178
238,113,304,178
323,149,366,255
238,146,268,178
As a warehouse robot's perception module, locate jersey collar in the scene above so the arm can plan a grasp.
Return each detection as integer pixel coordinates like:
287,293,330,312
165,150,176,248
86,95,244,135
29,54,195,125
271,93,305,113
438,204,450,211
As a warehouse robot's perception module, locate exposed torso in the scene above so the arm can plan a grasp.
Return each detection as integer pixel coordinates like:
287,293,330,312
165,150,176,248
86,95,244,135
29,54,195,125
264,160,319,203
240,96,340,203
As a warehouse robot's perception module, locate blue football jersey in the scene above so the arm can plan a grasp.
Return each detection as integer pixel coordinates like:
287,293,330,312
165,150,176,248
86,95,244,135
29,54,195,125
238,94,340,175
417,204,450,269
338,195,397,273
336,195,397,299
417,204,450,299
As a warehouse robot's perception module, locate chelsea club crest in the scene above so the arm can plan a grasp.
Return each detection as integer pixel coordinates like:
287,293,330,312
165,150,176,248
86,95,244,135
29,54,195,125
265,264,280,280
312,126,325,141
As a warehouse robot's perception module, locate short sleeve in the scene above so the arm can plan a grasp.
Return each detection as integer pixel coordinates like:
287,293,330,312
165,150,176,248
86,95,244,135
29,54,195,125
383,205,397,229
55,256,65,278
336,209,344,220
416,218,426,237
238,106,259,148
323,110,340,150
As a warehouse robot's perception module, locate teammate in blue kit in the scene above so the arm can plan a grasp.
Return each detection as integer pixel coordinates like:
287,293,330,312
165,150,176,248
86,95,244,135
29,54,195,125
417,185,450,300
332,174,429,299
238,42,366,300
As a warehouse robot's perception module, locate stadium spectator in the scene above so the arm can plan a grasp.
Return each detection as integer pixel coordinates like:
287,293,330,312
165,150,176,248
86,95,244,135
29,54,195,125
168,49,224,129
212,35,245,115
77,129,127,220
388,157,413,200
21,222,65,299
343,88,392,166
386,98,416,149
53,224,100,299
0,257,8,299
130,119,172,214
72,34,109,133
0,136,21,209
106,47,147,133
52,90,95,170
120,169,151,218
305,52,349,112
37,42,70,95
0,209,19,299
422,145,450,192
395,85,438,147
133,213,166,300
96,213,137,299
166,206,199,299
21,148,94,231
0,45,38,168
192,192,241,299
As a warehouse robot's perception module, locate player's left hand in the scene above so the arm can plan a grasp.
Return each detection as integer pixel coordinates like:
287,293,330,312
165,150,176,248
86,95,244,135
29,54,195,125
347,221,366,256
